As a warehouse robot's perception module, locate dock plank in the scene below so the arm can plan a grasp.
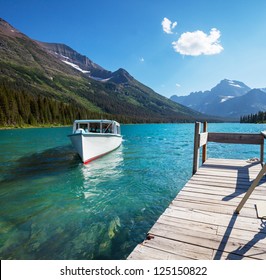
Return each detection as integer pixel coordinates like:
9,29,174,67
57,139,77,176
127,158,266,260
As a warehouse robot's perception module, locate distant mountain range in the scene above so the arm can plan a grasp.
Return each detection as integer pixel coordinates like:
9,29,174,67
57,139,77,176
170,79,266,119
0,18,215,127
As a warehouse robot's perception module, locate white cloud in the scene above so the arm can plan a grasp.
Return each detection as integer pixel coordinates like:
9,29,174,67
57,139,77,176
162,17,177,34
139,57,144,62
172,28,223,56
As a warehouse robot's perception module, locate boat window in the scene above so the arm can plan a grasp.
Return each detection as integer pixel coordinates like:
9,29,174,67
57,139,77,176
89,123,101,133
102,123,113,133
79,123,88,132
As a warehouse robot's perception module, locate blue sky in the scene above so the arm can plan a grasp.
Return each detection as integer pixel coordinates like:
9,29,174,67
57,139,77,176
1,0,266,97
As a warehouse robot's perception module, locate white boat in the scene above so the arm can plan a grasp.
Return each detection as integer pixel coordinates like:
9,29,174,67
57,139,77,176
68,119,122,164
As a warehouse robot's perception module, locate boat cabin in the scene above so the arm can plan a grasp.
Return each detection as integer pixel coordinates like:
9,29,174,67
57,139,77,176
72,120,121,135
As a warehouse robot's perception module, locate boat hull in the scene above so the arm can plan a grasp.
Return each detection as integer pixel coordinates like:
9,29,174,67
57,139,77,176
69,133,122,163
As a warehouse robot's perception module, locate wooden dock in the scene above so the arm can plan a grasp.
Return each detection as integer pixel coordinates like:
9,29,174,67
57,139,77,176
128,123,266,260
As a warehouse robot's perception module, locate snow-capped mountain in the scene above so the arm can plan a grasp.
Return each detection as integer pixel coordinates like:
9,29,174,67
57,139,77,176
37,42,139,85
37,42,112,79
170,79,266,118
216,88,266,117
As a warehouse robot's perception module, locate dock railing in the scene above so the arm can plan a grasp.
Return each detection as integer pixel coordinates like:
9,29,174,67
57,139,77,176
193,122,265,175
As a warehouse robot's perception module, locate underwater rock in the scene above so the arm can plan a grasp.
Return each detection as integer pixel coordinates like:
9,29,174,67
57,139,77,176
108,216,121,239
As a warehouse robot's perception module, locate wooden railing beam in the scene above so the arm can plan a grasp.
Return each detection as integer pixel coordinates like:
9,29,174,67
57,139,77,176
208,132,264,145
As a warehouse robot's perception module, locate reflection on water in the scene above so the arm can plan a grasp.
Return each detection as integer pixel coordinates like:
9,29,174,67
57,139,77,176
79,146,125,220
82,147,124,198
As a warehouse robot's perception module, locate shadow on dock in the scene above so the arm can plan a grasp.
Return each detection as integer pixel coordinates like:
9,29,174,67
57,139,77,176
224,164,266,201
202,161,266,201
214,214,266,260
226,219,266,260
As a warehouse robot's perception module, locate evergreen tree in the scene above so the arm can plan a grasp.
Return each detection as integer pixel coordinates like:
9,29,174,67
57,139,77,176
240,111,266,123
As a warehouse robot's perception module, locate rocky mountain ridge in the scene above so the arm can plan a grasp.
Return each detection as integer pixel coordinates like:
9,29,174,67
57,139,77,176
171,79,266,118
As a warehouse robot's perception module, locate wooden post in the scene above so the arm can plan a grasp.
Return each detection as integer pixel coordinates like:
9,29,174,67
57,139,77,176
260,143,264,164
193,122,200,175
202,121,208,164
261,131,266,164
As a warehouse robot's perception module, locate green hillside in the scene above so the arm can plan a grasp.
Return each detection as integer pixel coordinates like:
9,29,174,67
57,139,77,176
0,18,211,128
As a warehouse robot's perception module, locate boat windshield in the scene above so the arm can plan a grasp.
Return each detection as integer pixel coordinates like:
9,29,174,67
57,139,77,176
89,122,101,133
102,123,113,133
78,123,89,132
74,121,119,134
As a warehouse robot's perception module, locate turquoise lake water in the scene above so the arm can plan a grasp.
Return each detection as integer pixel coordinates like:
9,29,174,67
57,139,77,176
1,123,266,259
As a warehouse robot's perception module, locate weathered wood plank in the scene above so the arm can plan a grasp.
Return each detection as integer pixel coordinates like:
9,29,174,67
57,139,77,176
127,244,193,260
188,179,266,193
155,214,218,235
176,194,257,209
192,176,254,186
176,190,264,207
177,189,266,204
195,169,263,179
180,185,266,200
162,206,262,229
198,166,263,176
170,200,256,218
141,235,214,260
206,158,262,168
208,132,264,145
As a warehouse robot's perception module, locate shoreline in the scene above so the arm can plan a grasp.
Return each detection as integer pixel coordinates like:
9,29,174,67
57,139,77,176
0,124,72,130
0,120,249,130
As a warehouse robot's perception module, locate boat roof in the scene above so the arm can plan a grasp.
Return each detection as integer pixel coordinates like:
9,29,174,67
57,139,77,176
73,119,120,125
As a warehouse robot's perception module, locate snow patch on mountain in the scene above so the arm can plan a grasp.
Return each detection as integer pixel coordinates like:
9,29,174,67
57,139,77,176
220,96,234,103
59,54,70,60
90,76,111,82
228,80,242,88
62,60,90,74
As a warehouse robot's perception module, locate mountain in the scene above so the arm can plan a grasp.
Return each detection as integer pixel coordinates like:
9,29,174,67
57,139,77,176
219,88,266,117
0,18,213,127
37,41,112,79
37,42,138,84
170,79,266,118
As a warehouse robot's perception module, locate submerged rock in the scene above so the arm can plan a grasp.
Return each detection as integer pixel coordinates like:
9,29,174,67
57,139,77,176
108,216,121,239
